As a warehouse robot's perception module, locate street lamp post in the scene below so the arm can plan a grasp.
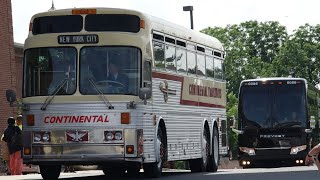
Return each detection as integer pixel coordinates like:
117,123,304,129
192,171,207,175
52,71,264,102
183,6,194,30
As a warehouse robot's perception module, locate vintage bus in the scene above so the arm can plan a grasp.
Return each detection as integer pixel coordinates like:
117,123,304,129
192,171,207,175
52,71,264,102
6,7,227,179
235,78,312,168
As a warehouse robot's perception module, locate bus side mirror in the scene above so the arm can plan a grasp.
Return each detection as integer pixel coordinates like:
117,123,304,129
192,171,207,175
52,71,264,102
6,89,17,106
139,87,151,105
310,116,315,129
229,116,236,129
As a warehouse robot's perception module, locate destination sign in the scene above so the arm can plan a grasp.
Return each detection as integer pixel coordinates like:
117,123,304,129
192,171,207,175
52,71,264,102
58,34,99,44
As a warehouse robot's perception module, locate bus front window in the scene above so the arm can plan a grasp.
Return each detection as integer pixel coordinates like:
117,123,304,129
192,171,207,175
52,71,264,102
240,86,272,128
24,48,77,97
273,85,307,127
79,47,141,95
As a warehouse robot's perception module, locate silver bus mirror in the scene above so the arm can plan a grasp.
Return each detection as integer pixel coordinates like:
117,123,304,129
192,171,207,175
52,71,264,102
6,89,17,106
139,87,151,105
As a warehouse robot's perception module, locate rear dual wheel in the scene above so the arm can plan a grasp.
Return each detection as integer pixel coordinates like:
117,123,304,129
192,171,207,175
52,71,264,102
143,126,165,178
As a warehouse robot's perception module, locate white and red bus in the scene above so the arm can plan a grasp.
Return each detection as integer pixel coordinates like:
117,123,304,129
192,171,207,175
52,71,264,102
6,7,227,179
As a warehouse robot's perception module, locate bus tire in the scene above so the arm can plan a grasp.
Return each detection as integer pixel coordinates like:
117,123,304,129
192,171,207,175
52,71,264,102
207,126,219,172
126,162,141,177
143,126,165,178
40,165,61,180
102,167,125,177
190,125,210,172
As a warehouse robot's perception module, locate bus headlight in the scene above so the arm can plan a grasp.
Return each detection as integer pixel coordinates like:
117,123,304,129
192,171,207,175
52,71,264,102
105,132,114,141
239,147,256,155
34,133,41,142
33,132,51,142
114,132,122,140
42,133,50,142
290,145,306,155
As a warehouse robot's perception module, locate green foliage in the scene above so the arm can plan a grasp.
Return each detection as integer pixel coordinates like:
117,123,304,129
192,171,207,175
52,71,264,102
226,92,238,159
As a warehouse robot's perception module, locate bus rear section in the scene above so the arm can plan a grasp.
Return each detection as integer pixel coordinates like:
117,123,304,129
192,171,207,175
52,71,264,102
237,78,311,168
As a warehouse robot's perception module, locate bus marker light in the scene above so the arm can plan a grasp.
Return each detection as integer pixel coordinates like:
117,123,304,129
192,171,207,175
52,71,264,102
140,20,145,29
72,9,97,15
121,112,130,124
26,114,35,126
126,145,134,154
29,23,33,31
24,147,31,155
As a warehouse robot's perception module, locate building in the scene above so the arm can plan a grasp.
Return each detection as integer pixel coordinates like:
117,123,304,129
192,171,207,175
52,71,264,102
0,0,22,132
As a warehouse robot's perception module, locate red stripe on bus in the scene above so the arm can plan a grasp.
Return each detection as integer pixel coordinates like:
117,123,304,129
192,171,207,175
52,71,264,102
152,71,184,82
181,100,225,108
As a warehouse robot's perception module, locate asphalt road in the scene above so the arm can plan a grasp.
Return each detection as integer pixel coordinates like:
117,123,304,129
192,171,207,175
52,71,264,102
1,166,319,180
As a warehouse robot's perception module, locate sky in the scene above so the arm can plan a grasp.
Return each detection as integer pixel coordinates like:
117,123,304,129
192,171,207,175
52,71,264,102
11,0,320,44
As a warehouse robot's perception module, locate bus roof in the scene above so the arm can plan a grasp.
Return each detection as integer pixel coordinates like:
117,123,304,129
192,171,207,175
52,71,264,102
29,7,224,52
241,77,307,84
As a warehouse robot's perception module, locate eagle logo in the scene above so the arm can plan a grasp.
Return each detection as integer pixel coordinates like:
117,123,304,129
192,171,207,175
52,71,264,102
159,80,177,102
66,130,88,142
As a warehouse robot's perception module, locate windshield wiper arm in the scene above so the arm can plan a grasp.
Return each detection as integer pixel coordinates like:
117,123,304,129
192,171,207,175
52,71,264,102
41,78,68,111
88,78,114,109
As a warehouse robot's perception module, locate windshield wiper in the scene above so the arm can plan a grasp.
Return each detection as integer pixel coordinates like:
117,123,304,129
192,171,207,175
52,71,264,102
88,78,114,109
41,78,68,111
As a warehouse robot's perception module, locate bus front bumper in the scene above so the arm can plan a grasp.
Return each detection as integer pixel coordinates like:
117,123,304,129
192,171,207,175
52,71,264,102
22,144,142,165
239,148,307,167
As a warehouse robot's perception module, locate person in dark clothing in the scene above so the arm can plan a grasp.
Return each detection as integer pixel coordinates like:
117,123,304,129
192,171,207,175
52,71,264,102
106,60,129,92
2,117,23,175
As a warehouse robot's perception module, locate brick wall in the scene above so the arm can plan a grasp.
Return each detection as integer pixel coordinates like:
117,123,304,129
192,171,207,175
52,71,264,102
0,0,17,132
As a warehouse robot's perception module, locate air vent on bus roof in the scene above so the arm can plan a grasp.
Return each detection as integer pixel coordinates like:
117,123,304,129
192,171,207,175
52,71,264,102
153,33,164,41
176,40,186,47
197,46,205,52
214,51,222,57
165,37,175,44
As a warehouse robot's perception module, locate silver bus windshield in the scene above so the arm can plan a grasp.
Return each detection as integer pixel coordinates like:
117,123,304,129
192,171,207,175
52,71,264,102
79,46,141,95
24,47,77,97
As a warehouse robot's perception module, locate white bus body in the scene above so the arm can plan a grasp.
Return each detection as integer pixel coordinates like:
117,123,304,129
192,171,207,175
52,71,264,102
15,7,227,179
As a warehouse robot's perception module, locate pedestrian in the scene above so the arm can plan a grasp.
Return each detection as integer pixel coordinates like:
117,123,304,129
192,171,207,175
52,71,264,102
305,143,320,170
1,134,11,175
2,117,23,175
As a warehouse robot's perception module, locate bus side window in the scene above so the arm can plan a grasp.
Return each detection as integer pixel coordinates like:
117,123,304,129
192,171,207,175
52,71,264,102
165,45,176,71
144,61,152,88
187,51,196,75
176,48,187,73
153,41,165,69
206,56,214,78
214,58,223,80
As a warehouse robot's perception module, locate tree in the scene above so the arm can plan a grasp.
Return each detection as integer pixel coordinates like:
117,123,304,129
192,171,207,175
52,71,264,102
273,24,320,86
202,21,288,95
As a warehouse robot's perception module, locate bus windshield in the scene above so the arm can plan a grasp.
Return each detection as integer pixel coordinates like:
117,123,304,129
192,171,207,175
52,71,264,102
79,46,141,95
240,83,307,129
24,47,77,97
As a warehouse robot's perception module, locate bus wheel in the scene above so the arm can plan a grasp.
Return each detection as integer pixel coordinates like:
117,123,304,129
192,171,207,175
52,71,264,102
40,165,61,180
190,126,210,172
126,163,141,177
102,167,125,177
207,126,219,172
143,126,165,178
